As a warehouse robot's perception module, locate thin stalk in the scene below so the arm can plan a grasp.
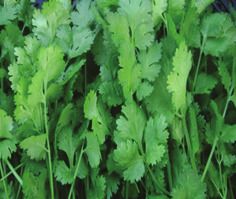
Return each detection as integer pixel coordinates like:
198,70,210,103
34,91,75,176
125,182,129,199
201,85,232,182
166,151,173,191
182,111,197,171
192,36,206,91
5,160,23,186
138,141,170,196
43,80,54,199
211,179,224,199
147,166,170,196
0,161,9,199
134,182,140,193
68,145,84,199
0,163,23,182
201,137,218,182
16,166,24,199
223,85,234,118
229,179,234,199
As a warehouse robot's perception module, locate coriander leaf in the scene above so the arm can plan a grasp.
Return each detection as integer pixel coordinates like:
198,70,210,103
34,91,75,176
218,60,231,93
167,42,192,111
0,109,16,160
201,13,236,56
194,73,217,94
172,167,206,199
152,0,167,26
138,42,162,82
0,1,18,25
119,0,154,50
106,176,120,199
32,0,70,45
37,45,65,82
84,90,99,120
57,128,78,165
85,133,101,168
113,140,145,183
145,72,174,123
71,0,94,29
0,109,13,139
20,134,47,161
22,164,47,199
220,124,236,143
144,115,169,165
180,6,200,48
88,170,106,199
136,81,154,101
0,139,17,161
194,0,214,13
116,101,146,145
55,160,74,185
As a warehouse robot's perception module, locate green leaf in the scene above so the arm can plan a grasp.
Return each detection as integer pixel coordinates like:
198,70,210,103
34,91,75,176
116,101,146,145
55,160,74,185
0,109,13,139
0,139,17,160
113,140,145,183
221,124,236,143
194,73,217,94
88,170,106,199
85,133,101,168
194,0,214,13
167,42,192,111
20,134,47,161
172,166,206,199
201,13,236,56
37,45,65,82
136,81,154,101
22,163,47,199
32,0,70,45
84,90,99,120
0,109,16,160
57,128,78,164
218,60,231,93
106,176,120,199
118,0,154,50
0,1,18,25
69,27,95,58
152,0,167,25
145,115,169,165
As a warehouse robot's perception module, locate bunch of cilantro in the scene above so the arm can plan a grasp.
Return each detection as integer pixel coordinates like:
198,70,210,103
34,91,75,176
0,0,236,198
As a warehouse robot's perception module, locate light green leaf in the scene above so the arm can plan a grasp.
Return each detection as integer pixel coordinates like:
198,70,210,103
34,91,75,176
167,42,192,111
20,134,47,161
85,133,101,168
84,90,99,120
145,115,168,165
113,140,145,183
194,73,217,94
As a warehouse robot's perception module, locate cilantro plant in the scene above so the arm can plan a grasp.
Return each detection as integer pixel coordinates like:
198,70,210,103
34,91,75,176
0,0,236,198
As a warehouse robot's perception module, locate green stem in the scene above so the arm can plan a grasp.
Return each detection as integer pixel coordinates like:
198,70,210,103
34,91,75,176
182,111,197,171
0,161,9,199
166,150,173,191
201,137,218,182
16,166,23,199
192,36,206,91
68,145,84,199
0,163,23,182
43,80,54,199
125,182,129,199
147,166,170,196
223,85,234,118
5,160,23,186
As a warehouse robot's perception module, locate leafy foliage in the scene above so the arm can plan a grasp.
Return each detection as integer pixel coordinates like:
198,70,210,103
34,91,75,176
0,0,236,198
